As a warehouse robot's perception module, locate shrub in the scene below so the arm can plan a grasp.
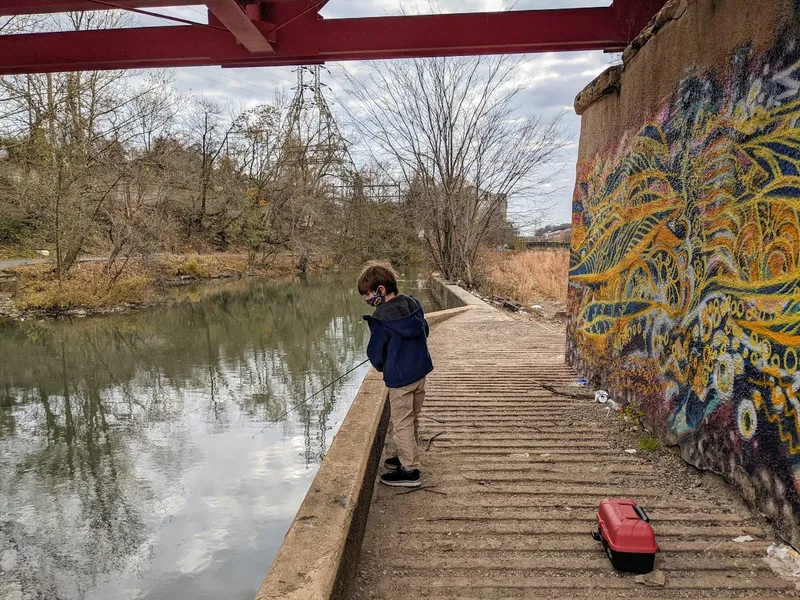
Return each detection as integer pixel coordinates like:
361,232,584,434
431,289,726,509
13,264,153,310
638,434,662,452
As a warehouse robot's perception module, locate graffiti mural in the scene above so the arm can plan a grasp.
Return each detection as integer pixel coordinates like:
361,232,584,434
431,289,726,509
568,33,800,545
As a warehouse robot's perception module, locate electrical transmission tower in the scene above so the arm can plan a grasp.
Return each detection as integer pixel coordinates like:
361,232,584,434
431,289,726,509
284,65,355,191
283,65,401,202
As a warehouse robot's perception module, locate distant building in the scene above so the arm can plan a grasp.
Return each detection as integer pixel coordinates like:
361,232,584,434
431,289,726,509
516,223,572,249
542,226,571,243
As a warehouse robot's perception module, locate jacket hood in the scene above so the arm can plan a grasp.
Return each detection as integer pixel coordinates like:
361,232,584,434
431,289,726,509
365,295,426,339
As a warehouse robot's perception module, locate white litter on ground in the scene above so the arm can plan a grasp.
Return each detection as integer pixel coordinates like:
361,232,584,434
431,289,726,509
731,535,755,543
764,543,800,580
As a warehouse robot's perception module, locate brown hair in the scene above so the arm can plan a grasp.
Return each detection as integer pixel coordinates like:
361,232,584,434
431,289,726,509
357,261,399,295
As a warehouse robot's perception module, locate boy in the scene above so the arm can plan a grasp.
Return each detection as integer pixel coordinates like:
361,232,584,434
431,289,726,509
358,261,433,488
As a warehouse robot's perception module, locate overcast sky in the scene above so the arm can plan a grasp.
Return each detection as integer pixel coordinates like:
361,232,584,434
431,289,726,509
135,1,618,228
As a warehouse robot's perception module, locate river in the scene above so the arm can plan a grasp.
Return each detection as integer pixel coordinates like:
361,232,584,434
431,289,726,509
0,271,433,600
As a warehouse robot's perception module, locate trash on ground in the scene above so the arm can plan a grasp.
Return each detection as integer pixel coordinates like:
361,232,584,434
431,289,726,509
732,535,756,543
625,449,638,454
488,295,525,312
634,569,666,587
510,453,530,458
595,390,609,403
603,399,621,416
764,543,800,579
576,379,590,387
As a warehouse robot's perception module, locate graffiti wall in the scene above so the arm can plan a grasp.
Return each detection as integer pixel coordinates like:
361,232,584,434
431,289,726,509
568,2,800,546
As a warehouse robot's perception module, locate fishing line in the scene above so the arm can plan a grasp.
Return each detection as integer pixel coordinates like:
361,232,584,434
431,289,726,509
252,358,370,439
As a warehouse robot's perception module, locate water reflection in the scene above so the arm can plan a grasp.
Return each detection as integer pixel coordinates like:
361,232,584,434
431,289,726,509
0,271,432,599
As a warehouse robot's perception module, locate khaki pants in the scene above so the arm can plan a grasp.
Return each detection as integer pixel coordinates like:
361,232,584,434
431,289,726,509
386,377,426,471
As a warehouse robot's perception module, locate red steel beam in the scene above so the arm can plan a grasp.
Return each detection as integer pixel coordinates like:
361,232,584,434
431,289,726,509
309,9,627,59
0,0,199,15
613,0,666,37
0,3,666,75
204,0,273,53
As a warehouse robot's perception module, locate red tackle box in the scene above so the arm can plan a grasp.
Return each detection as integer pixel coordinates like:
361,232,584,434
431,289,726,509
592,498,658,573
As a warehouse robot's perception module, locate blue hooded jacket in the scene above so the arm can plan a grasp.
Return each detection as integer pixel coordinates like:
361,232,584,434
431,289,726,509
363,295,434,388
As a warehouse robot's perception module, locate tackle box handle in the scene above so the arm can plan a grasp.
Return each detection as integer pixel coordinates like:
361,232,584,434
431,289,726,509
633,505,650,522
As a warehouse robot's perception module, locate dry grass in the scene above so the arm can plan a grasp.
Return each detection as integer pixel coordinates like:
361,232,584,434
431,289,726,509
161,253,319,279
13,263,153,310
480,250,569,306
7,253,309,314
161,254,249,279
0,247,38,261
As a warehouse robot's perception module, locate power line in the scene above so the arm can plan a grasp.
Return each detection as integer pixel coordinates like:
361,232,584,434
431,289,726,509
84,0,298,88
146,4,210,22
0,67,291,127
86,0,226,30
214,67,295,87
182,68,286,97
155,7,296,86
147,5,207,22
272,0,328,33
183,5,209,19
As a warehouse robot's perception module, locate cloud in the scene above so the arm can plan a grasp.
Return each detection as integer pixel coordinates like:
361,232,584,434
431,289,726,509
132,1,614,226
322,0,611,17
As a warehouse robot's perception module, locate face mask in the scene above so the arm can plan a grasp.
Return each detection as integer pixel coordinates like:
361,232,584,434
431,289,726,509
365,288,386,307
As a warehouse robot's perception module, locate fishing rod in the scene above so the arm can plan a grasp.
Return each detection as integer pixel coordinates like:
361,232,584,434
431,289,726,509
252,358,371,439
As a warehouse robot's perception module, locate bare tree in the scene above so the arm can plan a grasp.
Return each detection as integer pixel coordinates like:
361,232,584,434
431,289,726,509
0,10,177,278
1,12,441,286
181,97,240,236
226,93,347,272
0,14,45,36
345,55,566,284
101,84,180,279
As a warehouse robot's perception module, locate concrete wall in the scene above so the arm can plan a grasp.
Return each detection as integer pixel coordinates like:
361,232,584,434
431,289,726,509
430,277,485,310
256,305,473,600
568,0,800,547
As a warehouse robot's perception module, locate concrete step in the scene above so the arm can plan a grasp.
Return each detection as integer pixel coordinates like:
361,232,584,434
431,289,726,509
393,536,772,555
397,522,765,538
377,575,796,593
353,312,791,600
386,555,775,573
418,508,748,523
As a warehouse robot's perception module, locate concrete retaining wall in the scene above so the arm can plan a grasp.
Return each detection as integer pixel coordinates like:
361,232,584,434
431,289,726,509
568,0,800,546
430,277,485,311
255,304,473,600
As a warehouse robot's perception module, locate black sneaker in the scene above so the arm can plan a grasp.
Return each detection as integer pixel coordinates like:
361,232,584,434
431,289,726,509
384,456,402,471
380,468,421,488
